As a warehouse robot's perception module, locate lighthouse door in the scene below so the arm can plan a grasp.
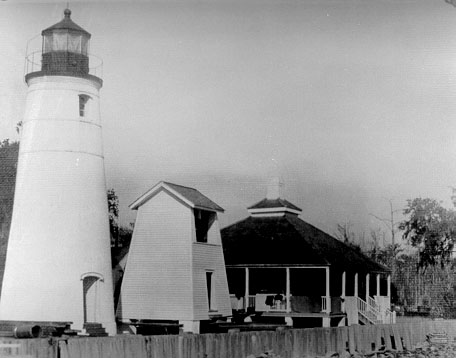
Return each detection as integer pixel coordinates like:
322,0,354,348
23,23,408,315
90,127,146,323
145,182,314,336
82,274,101,323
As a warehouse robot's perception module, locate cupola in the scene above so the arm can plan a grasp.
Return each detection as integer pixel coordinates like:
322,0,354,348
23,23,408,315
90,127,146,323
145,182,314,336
247,177,302,217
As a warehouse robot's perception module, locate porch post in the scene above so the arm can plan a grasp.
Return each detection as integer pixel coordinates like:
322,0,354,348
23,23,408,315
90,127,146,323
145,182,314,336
387,274,391,308
376,274,380,297
341,271,346,313
321,267,331,327
387,274,391,298
286,267,291,312
325,267,330,313
366,273,370,302
245,267,249,310
354,272,358,297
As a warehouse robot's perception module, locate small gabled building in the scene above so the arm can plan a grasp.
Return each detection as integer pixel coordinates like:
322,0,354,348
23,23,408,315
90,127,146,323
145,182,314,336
117,181,231,334
221,180,393,328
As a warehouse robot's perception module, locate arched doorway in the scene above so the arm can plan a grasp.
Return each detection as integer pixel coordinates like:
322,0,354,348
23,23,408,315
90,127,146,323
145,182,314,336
81,273,104,323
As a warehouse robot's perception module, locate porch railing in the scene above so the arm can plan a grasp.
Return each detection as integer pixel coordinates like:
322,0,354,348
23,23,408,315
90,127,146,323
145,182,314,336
368,296,379,311
229,295,256,310
357,296,382,324
384,307,396,324
321,296,331,312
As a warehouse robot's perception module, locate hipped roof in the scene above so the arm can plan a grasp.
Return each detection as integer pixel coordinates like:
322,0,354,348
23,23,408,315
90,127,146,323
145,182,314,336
248,198,301,211
42,9,91,37
130,181,224,212
221,213,390,274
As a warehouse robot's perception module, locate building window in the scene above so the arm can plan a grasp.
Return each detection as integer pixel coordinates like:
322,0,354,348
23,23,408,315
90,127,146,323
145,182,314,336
194,209,215,243
79,94,91,117
206,271,216,311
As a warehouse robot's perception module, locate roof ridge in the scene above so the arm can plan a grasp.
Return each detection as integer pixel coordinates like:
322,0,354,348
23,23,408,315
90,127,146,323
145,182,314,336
162,181,199,191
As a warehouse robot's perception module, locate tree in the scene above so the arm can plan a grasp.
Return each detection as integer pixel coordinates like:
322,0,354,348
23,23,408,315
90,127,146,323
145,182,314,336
107,188,133,248
334,222,364,252
370,198,401,246
0,140,19,241
107,187,119,245
400,198,456,268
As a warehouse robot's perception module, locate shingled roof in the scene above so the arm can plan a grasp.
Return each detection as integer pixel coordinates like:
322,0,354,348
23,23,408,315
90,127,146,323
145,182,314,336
221,211,389,274
248,198,301,211
130,181,224,212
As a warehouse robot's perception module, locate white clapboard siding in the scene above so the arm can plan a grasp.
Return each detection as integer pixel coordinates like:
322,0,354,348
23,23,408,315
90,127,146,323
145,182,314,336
118,190,194,320
192,242,232,320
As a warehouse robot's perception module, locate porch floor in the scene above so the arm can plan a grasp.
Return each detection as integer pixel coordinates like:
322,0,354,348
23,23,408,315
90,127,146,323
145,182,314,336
261,312,346,318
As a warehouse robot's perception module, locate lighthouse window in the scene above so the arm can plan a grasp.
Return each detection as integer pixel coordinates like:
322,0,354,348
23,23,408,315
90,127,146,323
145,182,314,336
78,94,91,117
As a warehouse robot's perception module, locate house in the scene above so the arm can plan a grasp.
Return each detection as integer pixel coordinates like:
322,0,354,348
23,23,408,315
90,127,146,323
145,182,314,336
221,179,394,328
116,181,231,334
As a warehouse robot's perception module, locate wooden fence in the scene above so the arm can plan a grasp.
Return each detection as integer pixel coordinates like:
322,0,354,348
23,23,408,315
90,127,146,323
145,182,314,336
1,319,456,358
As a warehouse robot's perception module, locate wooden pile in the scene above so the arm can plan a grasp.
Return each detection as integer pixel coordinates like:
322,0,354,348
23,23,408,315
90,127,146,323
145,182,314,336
426,332,448,345
0,321,73,338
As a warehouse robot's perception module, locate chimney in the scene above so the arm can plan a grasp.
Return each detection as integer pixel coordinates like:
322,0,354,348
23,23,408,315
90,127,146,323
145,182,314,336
266,177,284,200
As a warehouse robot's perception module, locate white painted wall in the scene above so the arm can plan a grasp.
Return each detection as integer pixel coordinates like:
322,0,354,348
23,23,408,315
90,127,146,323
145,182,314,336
0,75,116,335
192,243,232,319
118,190,194,320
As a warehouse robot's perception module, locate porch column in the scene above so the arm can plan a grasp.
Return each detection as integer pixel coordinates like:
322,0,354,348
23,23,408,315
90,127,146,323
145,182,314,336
325,267,330,313
386,275,391,300
286,267,291,312
321,267,331,327
354,272,358,297
366,273,370,302
245,268,249,310
341,271,346,313
376,274,380,297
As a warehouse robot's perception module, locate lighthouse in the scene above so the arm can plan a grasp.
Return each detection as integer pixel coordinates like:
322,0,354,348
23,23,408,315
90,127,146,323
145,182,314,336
0,9,116,335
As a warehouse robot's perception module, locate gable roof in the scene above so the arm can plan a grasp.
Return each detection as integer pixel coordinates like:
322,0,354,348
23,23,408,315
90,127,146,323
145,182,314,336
221,213,389,274
129,181,224,212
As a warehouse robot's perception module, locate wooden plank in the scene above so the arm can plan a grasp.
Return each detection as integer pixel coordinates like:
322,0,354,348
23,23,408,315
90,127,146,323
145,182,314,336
382,325,393,350
283,329,292,358
316,328,326,356
392,324,403,351
396,323,409,351
307,328,317,356
336,326,348,354
328,327,337,354
348,325,356,354
353,324,362,353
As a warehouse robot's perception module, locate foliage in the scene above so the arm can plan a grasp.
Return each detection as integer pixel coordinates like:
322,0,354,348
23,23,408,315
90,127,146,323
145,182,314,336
400,198,456,268
335,222,363,252
367,243,402,268
0,140,19,242
392,254,456,318
107,188,133,247
107,187,119,235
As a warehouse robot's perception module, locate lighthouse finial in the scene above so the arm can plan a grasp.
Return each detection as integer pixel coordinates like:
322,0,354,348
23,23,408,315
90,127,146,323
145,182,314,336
64,8,71,19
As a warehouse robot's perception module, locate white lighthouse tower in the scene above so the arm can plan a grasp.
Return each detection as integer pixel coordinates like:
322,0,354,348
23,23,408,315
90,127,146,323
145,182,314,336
0,9,116,335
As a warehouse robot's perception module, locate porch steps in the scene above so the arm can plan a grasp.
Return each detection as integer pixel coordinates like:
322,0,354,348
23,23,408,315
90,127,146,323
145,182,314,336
82,322,108,337
356,297,382,325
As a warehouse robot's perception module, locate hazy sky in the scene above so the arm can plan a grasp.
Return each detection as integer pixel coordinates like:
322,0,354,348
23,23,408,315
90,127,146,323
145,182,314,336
2,0,456,246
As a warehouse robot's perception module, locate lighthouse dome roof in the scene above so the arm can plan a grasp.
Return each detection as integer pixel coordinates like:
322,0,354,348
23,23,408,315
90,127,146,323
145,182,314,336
42,9,91,37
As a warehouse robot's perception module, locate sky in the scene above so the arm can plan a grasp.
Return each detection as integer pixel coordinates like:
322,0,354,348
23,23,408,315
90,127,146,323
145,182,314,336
1,0,456,247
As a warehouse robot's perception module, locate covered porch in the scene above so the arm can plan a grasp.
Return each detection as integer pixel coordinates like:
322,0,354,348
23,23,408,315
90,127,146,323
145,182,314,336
227,265,394,327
